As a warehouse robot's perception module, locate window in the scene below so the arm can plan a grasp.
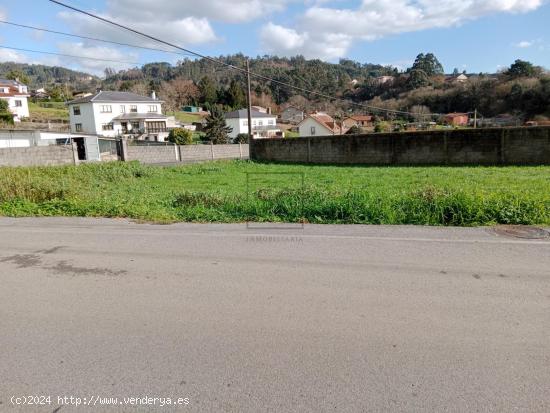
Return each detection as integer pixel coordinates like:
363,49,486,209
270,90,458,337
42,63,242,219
130,105,138,113
258,120,263,126
146,121,166,132
120,105,126,113
131,121,140,130
73,105,81,115
310,126,316,135
268,119,275,126
75,123,82,132
102,123,114,131
100,105,112,113
147,105,158,113
14,100,22,107
243,120,248,127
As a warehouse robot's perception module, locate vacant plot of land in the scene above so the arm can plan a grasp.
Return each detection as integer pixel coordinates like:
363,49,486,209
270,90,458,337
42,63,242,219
0,161,549,225
28,102,69,121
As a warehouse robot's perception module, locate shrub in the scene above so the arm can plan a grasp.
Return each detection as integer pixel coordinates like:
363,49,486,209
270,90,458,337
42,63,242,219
168,128,194,145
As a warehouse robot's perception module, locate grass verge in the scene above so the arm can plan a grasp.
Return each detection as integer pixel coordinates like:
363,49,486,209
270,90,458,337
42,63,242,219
0,161,549,226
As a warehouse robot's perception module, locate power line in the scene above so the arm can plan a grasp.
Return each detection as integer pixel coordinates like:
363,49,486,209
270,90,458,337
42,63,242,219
0,20,196,58
47,0,470,119
0,45,140,65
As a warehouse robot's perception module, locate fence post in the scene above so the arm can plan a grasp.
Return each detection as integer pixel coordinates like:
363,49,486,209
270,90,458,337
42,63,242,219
210,142,215,160
239,142,243,159
174,143,180,162
71,141,79,165
178,145,183,163
120,139,129,161
307,137,311,163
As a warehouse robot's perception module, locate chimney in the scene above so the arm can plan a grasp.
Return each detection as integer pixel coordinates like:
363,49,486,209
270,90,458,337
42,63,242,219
267,107,272,115
151,90,156,100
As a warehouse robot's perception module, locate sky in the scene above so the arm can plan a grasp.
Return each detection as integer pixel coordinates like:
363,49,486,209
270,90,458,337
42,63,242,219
0,0,549,76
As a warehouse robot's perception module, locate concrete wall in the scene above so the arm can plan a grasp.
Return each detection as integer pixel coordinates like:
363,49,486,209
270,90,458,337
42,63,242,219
125,144,249,164
0,145,76,167
251,126,550,165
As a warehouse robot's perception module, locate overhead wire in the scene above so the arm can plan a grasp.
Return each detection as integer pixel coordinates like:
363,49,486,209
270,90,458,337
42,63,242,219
48,0,474,119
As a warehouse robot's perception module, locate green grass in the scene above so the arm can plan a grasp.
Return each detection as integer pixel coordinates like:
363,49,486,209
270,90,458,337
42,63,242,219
166,111,205,124
28,102,69,121
0,161,549,226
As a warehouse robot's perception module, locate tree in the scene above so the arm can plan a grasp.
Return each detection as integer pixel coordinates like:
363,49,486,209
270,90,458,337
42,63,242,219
0,99,14,125
410,105,432,122
409,53,444,77
104,67,116,78
203,105,232,144
198,76,217,105
506,59,540,78
226,79,246,109
5,70,30,85
167,128,194,145
159,78,199,112
407,69,430,89
234,133,249,143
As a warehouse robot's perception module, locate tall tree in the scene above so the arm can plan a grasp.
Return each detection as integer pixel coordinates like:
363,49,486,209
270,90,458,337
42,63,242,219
203,105,232,144
198,76,217,105
409,53,444,77
226,79,246,109
506,59,541,78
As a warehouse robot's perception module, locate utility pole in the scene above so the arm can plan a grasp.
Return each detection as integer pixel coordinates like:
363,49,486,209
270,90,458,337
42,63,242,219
473,109,477,129
246,59,253,155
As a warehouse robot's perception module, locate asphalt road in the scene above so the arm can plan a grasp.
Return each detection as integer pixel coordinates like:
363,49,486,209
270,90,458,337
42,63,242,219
1,218,549,412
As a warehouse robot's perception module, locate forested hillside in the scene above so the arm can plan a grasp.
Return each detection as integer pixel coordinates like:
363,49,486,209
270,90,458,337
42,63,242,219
0,62,100,89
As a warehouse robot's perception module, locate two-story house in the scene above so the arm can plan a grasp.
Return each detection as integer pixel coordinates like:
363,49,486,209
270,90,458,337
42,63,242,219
67,90,170,141
224,109,281,139
298,112,347,137
0,78,30,122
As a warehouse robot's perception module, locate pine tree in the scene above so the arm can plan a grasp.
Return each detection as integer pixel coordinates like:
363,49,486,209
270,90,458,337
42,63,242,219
203,106,232,144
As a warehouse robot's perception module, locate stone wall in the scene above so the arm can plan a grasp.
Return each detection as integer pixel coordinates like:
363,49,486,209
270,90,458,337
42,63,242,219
251,126,550,165
125,143,249,164
0,145,76,167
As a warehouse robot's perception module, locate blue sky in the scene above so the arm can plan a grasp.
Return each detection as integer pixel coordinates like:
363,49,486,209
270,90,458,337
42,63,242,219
0,0,548,76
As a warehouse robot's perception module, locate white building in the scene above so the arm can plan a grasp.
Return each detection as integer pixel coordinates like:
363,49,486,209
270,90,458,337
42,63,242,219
224,109,280,139
67,90,170,141
298,112,347,137
0,78,30,122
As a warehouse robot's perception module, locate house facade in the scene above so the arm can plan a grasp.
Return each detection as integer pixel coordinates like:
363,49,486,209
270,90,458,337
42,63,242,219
443,113,469,126
67,90,170,141
343,115,373,129
280,106,305,124
298,112,347,137
0,78,30,122
224,109,280,139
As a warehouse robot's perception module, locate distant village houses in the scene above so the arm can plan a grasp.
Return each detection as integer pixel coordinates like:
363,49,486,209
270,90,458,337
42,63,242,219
0,78,30,122
224,109,280,139
280,106,305,124
298,112,348,137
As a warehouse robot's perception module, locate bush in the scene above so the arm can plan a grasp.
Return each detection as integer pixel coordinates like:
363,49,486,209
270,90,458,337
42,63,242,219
168,128,194,145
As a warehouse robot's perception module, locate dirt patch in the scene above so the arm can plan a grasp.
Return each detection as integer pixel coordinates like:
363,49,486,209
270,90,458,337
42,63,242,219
48,261,126,277
0,254,42,268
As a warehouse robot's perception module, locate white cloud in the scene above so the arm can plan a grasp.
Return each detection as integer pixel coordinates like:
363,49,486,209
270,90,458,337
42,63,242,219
514,40,533,48
0,7,7,20
55,42,139,75
59,11,217,49
0,48,27,63
106,0,290,23
261,0,544,59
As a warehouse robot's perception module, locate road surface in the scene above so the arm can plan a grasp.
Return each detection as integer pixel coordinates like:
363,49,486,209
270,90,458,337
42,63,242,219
1,218,549,412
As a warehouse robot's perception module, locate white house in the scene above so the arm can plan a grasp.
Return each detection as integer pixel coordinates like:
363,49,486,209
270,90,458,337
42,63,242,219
224,109,280,139
67,90,170,141
298,112,347,137
0,78,30,122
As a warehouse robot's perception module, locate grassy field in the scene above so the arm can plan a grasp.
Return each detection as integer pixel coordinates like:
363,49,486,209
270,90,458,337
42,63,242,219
166,111,205,124
28,102,69,121
0,161,549,225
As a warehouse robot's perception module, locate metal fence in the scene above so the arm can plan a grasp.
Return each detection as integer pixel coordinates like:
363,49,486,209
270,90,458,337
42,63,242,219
98,138,118,155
